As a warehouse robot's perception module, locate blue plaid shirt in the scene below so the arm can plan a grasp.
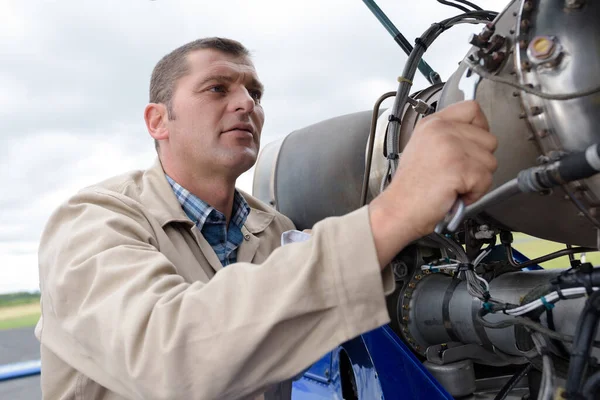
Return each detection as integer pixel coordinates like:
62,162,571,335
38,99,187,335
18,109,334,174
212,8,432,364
166,175,250,267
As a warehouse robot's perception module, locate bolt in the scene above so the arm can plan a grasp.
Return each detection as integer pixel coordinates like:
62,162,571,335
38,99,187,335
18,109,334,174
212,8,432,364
487,34,506,52
521,60,532,72
402,304,410,310
404,292,412,298
415,274,422,280
415,345,422,352
423,269,431,275
524,0,534,11
484,51,506,71
408,282,416,289
519,40,528,49
469,33,487,48
521,19,530,32
480,24,495,41
403,316,409,322
530,106,543,116
529,36,556,60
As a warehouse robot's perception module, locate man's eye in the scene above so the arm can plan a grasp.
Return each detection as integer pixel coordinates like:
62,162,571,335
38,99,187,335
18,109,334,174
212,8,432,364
209,85,226,93
249,90,262,102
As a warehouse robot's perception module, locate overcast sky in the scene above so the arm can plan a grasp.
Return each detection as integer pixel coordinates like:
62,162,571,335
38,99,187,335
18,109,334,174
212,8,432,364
0,0,507,294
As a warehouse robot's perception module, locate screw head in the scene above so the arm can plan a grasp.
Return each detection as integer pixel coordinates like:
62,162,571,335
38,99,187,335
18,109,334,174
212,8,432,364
529,36,556,60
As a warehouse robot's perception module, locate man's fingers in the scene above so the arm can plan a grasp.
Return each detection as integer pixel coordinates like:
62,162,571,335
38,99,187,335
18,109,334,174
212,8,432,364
461,162,495,205
430,100,490,131
450,122,498,153
419,117,497,153
460,140,498,173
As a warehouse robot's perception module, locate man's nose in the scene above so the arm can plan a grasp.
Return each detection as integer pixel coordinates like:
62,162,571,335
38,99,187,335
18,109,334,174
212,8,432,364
231,87,255,114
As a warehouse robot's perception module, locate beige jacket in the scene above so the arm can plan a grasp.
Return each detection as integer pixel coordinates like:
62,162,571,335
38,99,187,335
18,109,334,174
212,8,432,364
36,159,394,400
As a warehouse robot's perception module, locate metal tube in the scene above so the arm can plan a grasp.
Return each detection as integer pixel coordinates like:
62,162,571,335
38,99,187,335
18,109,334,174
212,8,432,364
361,91,396,206
464,178,520,218
362,0,437,84
505,244,597,269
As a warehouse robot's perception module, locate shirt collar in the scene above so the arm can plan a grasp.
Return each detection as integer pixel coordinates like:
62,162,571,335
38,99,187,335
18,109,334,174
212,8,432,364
165,175,250,231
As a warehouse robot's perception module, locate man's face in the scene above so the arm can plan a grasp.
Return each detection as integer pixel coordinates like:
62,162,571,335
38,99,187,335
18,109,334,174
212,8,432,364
165,49,265,178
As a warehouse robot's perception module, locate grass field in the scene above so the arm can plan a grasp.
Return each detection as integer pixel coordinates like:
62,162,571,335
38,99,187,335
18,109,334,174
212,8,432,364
0,233,597,330
0,301,41,331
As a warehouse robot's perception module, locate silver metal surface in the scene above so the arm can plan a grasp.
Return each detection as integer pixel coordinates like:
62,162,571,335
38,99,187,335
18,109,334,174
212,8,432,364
437,0,598,246
459,68,482,102
426,342,520,367
252,110,378,230
252,138,284,209
514,0,600,236
424,359,476,398
434,200,465,234
407,269,600,364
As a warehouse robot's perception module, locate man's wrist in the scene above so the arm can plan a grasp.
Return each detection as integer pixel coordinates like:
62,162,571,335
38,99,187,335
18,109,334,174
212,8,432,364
368,193,419,269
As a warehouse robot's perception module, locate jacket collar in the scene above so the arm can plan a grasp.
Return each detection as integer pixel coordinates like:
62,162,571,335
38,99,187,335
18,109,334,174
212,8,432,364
140,158,274,234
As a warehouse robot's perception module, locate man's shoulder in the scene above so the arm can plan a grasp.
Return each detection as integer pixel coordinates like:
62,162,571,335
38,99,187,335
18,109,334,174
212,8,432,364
81,169,147,202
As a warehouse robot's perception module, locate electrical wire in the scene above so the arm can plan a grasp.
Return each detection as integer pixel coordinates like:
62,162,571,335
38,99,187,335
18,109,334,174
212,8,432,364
437,0,471,13
476,309,600,347
383,11,497,185
466,59,600,100
493,363,533,400
582,370,600,399
497,287,599,317
565,290,600,397
531,333,555,400
453,0,483,11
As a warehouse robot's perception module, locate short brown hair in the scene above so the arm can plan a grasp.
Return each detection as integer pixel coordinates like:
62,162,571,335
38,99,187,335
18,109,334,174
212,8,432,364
150,37,251,150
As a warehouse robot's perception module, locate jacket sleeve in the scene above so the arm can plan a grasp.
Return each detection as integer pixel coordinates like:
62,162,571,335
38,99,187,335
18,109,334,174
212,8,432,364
38,189,395,400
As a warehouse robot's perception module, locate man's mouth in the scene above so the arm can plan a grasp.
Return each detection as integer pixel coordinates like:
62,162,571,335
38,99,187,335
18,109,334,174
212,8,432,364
224,123,254,136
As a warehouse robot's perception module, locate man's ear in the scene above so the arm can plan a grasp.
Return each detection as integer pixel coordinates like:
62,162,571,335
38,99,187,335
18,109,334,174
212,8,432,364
145,103,170,142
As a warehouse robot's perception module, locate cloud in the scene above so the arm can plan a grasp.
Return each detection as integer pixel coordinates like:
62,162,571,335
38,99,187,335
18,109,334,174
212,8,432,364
0,0,508,293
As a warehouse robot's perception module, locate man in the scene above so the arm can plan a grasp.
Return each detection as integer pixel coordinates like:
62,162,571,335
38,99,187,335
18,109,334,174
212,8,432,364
36,37,497,399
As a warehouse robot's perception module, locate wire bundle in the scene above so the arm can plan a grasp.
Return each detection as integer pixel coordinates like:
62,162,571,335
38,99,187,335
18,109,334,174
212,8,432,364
437,0,483,13
502,287,599,316
382,8,498,189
